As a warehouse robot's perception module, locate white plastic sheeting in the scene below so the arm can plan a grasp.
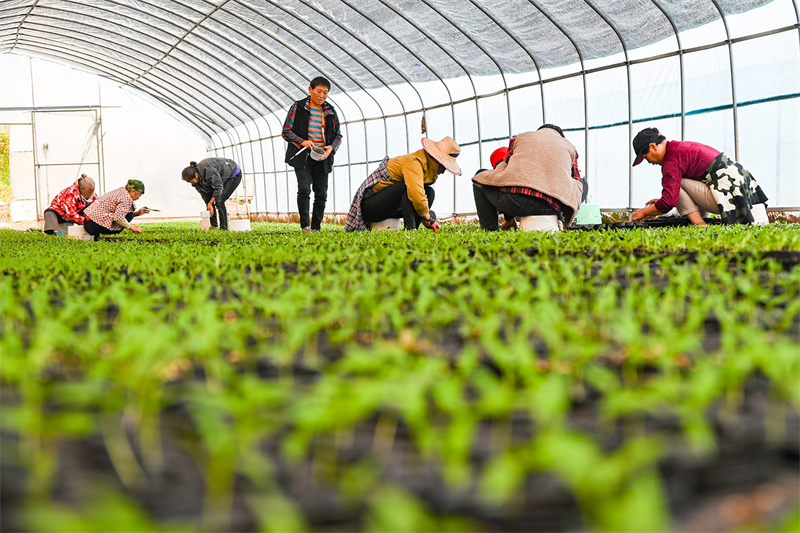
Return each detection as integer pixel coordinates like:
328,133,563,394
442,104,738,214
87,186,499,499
2,0,799,213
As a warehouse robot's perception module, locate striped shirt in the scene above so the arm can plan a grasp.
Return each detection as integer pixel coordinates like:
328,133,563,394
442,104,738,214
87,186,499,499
84,187,135,231
307,106,325,146
282,98,342,154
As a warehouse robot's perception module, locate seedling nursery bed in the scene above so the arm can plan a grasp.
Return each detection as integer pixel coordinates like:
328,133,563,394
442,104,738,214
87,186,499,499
1,222,798,532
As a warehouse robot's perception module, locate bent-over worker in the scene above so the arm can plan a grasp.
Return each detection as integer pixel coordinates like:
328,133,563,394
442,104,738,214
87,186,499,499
83,180,149,239
345,136,462,231
43,174,98,235
472,125,584,231
631,127,768,225
181,158,243,231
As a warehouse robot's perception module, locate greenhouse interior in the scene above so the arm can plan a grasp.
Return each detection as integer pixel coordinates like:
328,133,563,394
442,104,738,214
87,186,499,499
1,0,799,531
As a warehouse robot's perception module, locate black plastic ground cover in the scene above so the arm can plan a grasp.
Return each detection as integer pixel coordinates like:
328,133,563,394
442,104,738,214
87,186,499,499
569,217,724,231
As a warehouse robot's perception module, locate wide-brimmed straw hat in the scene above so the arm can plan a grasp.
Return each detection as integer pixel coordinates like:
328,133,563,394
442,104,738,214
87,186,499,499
421,136,461,175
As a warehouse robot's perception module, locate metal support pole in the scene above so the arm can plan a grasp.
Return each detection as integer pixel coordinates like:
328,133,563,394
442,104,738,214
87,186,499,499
709,0,739,160
28,58,41,220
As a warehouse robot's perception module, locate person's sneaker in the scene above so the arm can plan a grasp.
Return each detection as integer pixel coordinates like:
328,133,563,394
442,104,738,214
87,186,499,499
302,226,312,233
53,231,64,236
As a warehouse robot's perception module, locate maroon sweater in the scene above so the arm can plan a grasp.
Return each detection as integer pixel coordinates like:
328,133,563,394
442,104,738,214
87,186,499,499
655,141,720,213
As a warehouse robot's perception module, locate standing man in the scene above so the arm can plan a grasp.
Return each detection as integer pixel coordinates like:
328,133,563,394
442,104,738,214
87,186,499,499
42,174,98,235
282,76,343,233
631,127,768,225
181,158,243,231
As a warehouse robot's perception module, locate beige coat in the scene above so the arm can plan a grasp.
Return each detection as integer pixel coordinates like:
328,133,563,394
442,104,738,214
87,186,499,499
473,128,584,226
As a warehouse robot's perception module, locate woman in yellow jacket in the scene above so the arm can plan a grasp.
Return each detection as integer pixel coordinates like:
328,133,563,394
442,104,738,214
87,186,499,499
345,137,461,231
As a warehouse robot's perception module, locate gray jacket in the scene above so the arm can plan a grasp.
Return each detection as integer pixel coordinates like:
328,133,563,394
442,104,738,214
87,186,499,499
192,158,239,202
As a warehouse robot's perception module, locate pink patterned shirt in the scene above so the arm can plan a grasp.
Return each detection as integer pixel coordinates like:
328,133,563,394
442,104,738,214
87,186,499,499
84,187,135,231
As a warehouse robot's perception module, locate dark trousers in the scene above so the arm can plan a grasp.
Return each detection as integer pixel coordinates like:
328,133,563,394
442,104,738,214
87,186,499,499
295,161,329,230
84,212,135,238
200,173,242,230
473,182,559,231
361,182,435,230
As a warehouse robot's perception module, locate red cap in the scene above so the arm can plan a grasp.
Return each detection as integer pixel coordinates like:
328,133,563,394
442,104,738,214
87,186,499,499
490,147,508,169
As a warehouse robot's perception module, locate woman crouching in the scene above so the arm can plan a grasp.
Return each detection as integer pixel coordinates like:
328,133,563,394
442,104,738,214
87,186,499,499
83,180,149,240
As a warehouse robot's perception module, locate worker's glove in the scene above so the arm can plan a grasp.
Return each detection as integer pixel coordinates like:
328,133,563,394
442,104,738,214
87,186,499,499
421,210,440,231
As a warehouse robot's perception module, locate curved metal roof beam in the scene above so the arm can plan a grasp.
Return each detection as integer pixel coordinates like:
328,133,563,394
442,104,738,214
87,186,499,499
243,0,398,153
12,14,260,138
228,0,381,137
131,0,300,106
8,43,216,139
297,0,425,111
15,30,255,152
415,0,511,165
258,0,414,111
135,0,355,193
78,0,358,143
273,0,413,156
217,1,380,210
6,30,218,128
526,0,587,125
24,2,277,126
7,0,38,52
707,0,739,160
369,0,480,149
100,0,280,180
135,0,354,131
647,0,685,139
40,0,348,154
463,0,546,134
227,4,380,203
210,0,381,205
212,2,367,148
581,0,633,204
234,0,401,173
77,0,285,116
129,0,232,85
324,0,453,153
525,0,588,182
335,0,452,102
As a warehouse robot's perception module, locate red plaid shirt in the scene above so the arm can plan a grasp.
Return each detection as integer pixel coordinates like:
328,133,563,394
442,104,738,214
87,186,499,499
499,137,581,213
49,181,98,224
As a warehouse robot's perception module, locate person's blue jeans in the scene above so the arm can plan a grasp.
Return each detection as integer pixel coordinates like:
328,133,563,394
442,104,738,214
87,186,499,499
295,161,329,230
473,182,559,231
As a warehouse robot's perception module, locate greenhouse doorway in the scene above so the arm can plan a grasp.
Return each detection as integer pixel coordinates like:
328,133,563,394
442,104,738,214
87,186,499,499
31,107,105,219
